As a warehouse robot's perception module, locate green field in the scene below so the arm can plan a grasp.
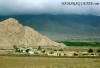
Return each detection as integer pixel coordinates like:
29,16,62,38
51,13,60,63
0,56,100,68
58,41,100,47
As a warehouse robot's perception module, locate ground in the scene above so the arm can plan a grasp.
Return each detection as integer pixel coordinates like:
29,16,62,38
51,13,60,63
0,56,100,68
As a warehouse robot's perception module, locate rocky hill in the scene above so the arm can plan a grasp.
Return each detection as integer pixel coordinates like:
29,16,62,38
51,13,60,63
0,18,65,49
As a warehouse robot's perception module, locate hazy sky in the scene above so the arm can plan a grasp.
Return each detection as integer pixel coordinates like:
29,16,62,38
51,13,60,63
0,0,100,16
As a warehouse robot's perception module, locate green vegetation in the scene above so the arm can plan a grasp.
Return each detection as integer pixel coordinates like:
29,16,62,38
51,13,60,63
97,49,100,53
37,46,42,50
54,49,57,51
42,50,45,53
74,53,78,56
49,51,54,54
25,48,30,53
13,45,20,52
59,49,63,51
88,49,93,53
58,41,100,47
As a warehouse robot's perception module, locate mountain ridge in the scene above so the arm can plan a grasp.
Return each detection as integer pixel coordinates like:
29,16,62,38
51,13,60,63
0,18,65,49
0,15,100,41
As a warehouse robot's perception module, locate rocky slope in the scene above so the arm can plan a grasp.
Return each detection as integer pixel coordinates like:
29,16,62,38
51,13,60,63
0,18,65,49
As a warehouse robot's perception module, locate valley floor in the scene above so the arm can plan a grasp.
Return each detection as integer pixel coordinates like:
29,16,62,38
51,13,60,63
0,56,100,68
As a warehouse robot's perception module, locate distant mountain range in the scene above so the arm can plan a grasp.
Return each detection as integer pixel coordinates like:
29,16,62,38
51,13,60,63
0,14,100,41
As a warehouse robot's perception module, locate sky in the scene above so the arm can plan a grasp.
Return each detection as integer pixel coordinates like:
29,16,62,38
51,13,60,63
0,0,100,16
0,0,100,41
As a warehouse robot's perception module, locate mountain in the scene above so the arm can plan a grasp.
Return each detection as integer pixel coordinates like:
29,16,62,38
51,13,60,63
0,18,65,49
0,15,100,41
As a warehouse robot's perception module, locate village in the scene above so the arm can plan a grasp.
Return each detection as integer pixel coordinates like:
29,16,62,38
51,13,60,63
10,45,100,57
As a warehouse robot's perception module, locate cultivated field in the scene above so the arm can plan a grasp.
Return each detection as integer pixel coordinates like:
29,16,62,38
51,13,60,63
0,56,100,68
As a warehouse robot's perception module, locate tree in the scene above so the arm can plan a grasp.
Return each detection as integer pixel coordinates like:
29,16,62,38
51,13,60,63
13,45,18,49
38,46,42,50
74,53,78,56
97,49,100,53
49,51,54,54
88,49,93,53
42,50,45,53
59,49,63,51
13,45,20,52
25,48,30,53
54,49,57,51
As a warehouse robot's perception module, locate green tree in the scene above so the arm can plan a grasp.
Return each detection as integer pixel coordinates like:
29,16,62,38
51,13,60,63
49,51,54,54
13,45,17,49
38,46,42,50
54,49,57,51
59,49,63,51
97,49,100,53
42,50,45,53
88,49,93,53
74,53,78,56
13,45,20,52
25,48,30,53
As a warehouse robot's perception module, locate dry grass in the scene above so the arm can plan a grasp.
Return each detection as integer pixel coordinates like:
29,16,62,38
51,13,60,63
0,56,100,68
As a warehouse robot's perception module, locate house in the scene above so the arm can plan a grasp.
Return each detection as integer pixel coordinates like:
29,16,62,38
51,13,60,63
37,50,42,54
19,48,26,53
98,53,100,56
47,51,54,56
88,53,96,56
46,50,65,56
28,51,35,54
57,51,65,56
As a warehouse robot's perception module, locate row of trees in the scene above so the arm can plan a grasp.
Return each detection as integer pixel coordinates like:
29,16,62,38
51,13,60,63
13,45,64,53
88,49,100,53
13,45,100,54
